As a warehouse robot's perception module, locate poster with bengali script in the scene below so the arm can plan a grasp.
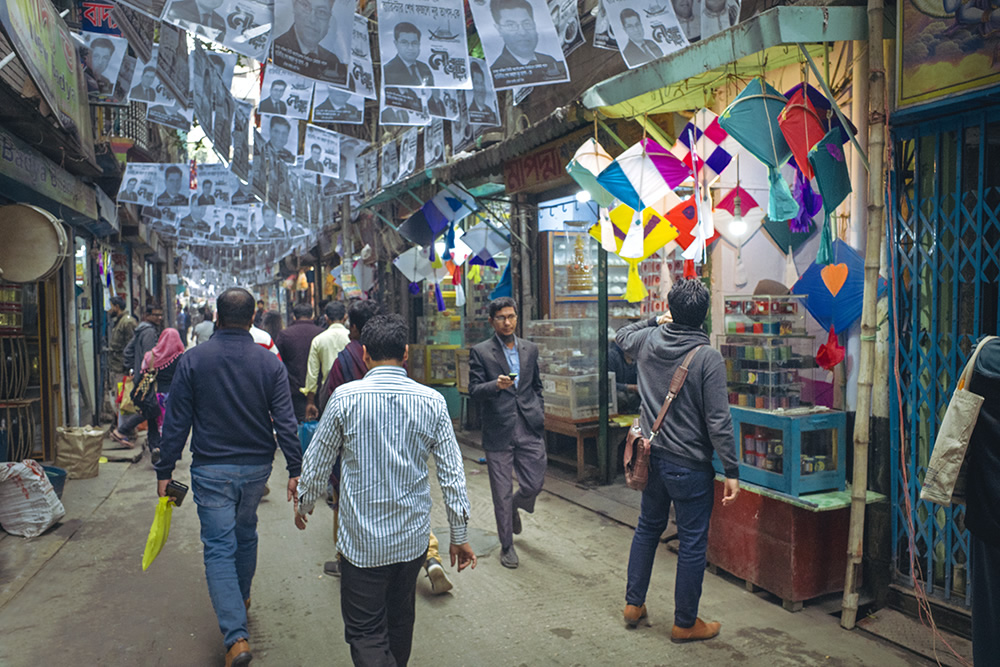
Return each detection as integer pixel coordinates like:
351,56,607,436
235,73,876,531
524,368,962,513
118,163,160,206
259,65,315,119
377,0,470,90
146,96,193,132
381,140,400,187
592,3,619,50
259,112,300,164
232,101,252,180
156,23,190,105
349,13,377,99
548,0,584,57
604,0,689,69
398,127,419,181
380,85,432,126
423,118,445,168
466,57,500,127
302,124,342,179
424,88,461,120
311,83,365,124
162,0,272,61
468,0,569,90
450,90,475,153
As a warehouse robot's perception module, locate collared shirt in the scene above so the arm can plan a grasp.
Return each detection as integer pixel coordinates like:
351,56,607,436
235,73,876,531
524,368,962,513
497,334,520,388
298,365,471,567
304,322,351,394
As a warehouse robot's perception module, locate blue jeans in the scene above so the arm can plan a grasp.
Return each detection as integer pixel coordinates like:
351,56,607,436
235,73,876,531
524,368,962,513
625,455,715,629
190,463,272,648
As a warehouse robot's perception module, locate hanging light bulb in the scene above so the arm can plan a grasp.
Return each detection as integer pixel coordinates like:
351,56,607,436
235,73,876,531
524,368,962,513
575,190,592,204
729,189,747,237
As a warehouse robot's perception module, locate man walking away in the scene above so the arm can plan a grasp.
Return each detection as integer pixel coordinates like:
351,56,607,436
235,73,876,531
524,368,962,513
965,336,1000,664
113,304,163,446
304,300,351,420
274,302,324,422
178,306,191,346
193,307,215,346
468,296,546,570
616,279,739,641
295,314,475,666
108,296,137,379
155,288,302,667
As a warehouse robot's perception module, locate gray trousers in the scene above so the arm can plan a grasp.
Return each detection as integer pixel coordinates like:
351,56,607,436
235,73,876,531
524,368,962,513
485,413,547,550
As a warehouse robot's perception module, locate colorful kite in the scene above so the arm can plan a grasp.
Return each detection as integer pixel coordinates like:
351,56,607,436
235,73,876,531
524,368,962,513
791,240,887,334
596,138,688,214
808,129,852,265
588,203,679,302
778,88,826,181
671,109,732,186
566,139,617,207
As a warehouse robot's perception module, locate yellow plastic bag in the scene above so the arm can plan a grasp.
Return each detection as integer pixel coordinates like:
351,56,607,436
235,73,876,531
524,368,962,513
142,496,174,571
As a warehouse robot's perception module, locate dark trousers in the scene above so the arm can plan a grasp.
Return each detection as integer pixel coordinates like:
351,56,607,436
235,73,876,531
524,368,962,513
971,533,1000,666
340,550,427,667
485,413,547,550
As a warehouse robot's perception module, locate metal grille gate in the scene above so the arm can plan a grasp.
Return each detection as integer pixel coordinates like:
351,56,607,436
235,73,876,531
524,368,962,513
890,105,1000,608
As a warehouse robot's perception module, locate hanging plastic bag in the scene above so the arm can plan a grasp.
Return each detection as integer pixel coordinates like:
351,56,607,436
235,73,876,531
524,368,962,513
119,376,138,415
142,496,174,571
0,460,66,537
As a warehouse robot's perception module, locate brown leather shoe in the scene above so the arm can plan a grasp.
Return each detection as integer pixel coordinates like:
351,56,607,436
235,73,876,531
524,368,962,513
671,618,721,643
225,638,252,667
244,597,250,611
623,604,647,627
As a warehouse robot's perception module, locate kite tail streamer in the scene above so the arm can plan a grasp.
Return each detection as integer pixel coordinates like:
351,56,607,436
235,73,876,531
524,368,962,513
816,217,834,266
625,262,648,303
683,259,697,279
767,167,799,223
659,250,673,299
619,209,645,259
784,251,799,286
435,283,445,312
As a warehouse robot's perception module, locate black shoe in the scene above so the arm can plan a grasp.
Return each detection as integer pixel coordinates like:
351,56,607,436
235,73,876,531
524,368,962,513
500,545,519,569
324,560,341,577
512,508,522,535
150,448,161,464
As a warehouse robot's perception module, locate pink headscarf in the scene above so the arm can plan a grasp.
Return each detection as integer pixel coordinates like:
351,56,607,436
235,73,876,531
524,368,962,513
141,328,185,373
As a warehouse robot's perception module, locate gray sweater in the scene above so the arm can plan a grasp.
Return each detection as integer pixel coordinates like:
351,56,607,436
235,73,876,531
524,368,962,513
616,319,739,478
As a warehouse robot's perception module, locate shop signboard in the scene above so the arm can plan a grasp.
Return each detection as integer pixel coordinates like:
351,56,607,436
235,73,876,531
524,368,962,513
0,126,98,220
79,0,122,34
0,0,94,155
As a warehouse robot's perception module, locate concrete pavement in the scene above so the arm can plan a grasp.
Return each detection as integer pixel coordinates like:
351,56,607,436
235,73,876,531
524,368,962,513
0,444,930,666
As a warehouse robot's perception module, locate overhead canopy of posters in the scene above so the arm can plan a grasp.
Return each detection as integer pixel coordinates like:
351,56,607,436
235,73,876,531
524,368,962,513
469,0,569,90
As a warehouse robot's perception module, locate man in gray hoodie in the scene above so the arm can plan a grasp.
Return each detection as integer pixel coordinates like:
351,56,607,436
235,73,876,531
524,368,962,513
616,278,739,643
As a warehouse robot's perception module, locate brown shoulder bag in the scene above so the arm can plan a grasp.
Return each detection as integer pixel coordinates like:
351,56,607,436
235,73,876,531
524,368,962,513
624,346,703,491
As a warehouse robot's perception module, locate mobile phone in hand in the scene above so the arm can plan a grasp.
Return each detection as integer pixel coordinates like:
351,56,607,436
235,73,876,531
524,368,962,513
507,371,518,380
166,480,189,507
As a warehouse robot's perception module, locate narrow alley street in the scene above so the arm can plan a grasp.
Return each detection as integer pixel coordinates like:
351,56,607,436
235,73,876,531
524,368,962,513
1,443,929,667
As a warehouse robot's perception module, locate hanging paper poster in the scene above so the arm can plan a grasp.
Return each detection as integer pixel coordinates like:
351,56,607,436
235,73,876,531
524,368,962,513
146,96,193,132
212,87,236,161
468,0,570,90
260,65,315,119
153,164,194,207
231,101,252,179
548,0,584,57
232,178,256,205
398,128,419,181
128,48,160,103
303,124,342,178
76,32,128,103
118,163,160,206
271,0,353,85
381,140,400,186
178,202,214,240
380,85,432,126
450,91,475,153
162,0,272,60
255,206,288,239
110,3,154,62
467,58,500,126
191,43,218,137
592,3,618,50
250,129,268,202
349,13,377,99
604,0,688,68
377,0,470,89
338,135,370,185
424,118,445,167
156,23,190,106
425,88,461,120
195,164,234,204
672,0,701,41
312,83,365,124
699,0,738,39
259,112,299,164
113,0,168,21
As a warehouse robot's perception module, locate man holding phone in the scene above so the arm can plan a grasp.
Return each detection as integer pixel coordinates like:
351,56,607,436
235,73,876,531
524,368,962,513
468,297,546,569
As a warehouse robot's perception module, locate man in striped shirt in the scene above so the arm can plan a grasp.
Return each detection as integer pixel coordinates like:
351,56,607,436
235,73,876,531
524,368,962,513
295,314,476,666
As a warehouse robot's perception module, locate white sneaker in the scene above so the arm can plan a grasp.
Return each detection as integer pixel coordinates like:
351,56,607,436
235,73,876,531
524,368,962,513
426,560,453,594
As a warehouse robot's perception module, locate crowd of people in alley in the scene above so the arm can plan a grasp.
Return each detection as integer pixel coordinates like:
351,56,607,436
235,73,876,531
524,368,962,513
102,280,1000,667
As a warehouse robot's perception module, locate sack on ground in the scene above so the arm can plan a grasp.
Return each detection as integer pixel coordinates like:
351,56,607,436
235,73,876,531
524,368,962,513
55,426,105,479
142,496,174,571
0,460,66,537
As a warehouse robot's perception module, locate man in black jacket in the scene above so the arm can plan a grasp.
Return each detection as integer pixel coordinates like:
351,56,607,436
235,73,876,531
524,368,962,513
468,297,545,570
274,302,324,422
966,336,1000,664
155,288,301,667
616,279,738,642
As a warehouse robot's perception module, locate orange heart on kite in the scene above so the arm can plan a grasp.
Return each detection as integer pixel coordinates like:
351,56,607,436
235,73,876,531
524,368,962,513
820,263,849,297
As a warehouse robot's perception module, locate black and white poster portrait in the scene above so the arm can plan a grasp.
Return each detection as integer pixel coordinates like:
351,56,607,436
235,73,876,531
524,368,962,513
398,128,418,181
232,101,252,180
154,164,193,207
349,13,377,99
548,0,584,57
671,0,700,41
155,23,191,106
425,88,461,120
380,85,431,126
163,0,272,60
212,88,236,161
467,58,500,126
423,118,445,167
381,140,399,186
231,178,256,205
377,0,470,90
700,0,737,39
118,164,160,206
604,0,689,68
259,112,300,163
77,32,128,104
254,206,288,240
450,90,475,153
302,124,342,178
271,0,353,85
112,54,137,106
128,48,161,103
250,129,268,202
469,0,570,90
178,201,215,239
312,83,365,124
191,43,219,136
146,95,193,132
196,163,233,204
592,4,618,50
259,65,314,119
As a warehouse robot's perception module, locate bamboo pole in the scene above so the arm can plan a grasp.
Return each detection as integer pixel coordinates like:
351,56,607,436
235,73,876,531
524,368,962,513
841,0,886,630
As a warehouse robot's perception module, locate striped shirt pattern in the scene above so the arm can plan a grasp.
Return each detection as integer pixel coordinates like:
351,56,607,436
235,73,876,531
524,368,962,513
297,365,471,568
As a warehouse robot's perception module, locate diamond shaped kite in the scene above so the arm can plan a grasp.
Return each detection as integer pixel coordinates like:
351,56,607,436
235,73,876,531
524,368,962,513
671,109,732,186
588,204,679,302
596,138,689,213
567,139,616,207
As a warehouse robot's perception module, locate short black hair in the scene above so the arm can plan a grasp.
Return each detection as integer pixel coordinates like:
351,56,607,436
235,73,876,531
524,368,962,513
491,0,533,23
488,296,517,319
348,299,380,333
361,313,407,361
269,115,290,131
311,143,321,151
394,21,421,40
667,279,710,328
145,303,162,315
217,288,255,328
293,302,313,319
325,300,347,322
165,166,182,179
271,79,287,89
620,7,640,23
203,179,213,187
110,296,126,310
91,37,114,52
200,306,211,317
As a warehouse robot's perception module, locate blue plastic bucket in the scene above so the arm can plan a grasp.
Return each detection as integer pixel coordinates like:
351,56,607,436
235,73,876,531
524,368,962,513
43,465,67,500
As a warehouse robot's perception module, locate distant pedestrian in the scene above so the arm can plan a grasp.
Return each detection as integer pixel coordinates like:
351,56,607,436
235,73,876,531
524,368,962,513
615,279,739,641
155,287,301,667
261,310,284,342
250,324,281,358
113,304,163,447
468,296,546,570
253,299,266,328
177,306,191,346
965,336,1000,664
107,296,137,376
274,302,324,422
304,301,351,420
192,307,215,346
294,314,475,666
130,328,185,460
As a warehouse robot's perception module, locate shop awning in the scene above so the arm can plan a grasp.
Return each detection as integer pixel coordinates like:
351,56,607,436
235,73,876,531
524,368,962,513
580,5,869,118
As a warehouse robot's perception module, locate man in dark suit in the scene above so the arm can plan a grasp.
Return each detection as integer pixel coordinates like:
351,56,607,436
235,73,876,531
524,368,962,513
490,0,567,87
314,85,362,123
264,115,296,163
468,62,498,126
259,79,288,114
468,297,546,570
272,0,348,84
619,8,663,67
119,178,140,202
304,144,324,172
156,166,188,207
220,212,237,236
85,37,116,96
166,0,227,40
382,22,435,86
130,67,158,102
198,180,216,205
179,201,213,233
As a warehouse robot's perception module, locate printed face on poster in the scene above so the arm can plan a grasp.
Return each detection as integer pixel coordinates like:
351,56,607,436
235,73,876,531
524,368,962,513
468,0,570,90
118,164,159,206
467,57,500,126
271,0,353,85
450,90,475,153
424,118,445,167
312,83,365,124
255,206,288,239
377,0,470,89
154,164,193,207
381,141,400,186
398,128,419,181
162,0,272,60
232,178,256,205
259,112,300,164
671,0,701,41
379,85,432,126
349,13,377,99
232,100,252,180
303,124,342,178
77,32,128,103
338,135,369,185
128,47,164,104
605,0,689,69
179,201,214,238
260,65,314,119
699,0,738,39
592,4,618,50
425,88,461,120
195,164,233,204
